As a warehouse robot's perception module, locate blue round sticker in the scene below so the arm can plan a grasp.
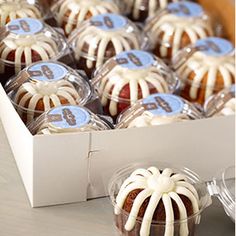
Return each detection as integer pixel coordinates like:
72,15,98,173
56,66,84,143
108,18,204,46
115,50,154,70
48,106,90,129
195,37,234,57
167,2,203,18
7,18,43,35
142,94,184,116
90,14,127,31
28,62,68,82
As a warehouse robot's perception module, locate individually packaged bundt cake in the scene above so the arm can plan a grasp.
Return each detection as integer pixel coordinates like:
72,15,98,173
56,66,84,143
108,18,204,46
6,61,92,124
116,93,203,129
51,0,120,36
0,17,70,85
0,0,42,27
123,0,179,22
92,50,178,120
144,1,213,61
68,14,144,78
28,105,111,135
204,84,235,117
109,163,211,236
172,37,235,105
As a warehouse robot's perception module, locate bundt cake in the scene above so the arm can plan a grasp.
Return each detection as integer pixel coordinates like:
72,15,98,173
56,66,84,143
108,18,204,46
124,0,178,22
114,166,200,236
7,61,92,123
29,105,111,135
0,0,41,27
0,18,66,84
144,2,213,61
52,0,119,36
69,13,141,78
175,37,235,105
93,50,176,118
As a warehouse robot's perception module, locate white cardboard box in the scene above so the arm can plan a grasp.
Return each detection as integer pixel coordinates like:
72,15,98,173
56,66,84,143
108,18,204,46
0,84,235,207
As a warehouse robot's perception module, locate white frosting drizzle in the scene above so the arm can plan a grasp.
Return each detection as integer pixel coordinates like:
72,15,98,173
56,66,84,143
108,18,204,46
13,80,80,123
55,0,119,35
0,0,41,27
0,32,59,74
145,14,213,58
115,167,200,236
72,24,140,71
99,67,169,116
127,111,189,128
125,0,178,20
177,52,235,101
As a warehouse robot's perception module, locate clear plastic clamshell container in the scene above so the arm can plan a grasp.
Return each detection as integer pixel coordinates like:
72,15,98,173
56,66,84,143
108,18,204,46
122,0,179,22
68,14,147,78
28,105,111,135
144,1,213,61
0,0,43,27
116,93,203,129
5,61,92,124
204,84,235,117
172,37,235,105
108,162,235,236
51,0,120,36
108,162,212,236
92,50,179,120
0,17,71,85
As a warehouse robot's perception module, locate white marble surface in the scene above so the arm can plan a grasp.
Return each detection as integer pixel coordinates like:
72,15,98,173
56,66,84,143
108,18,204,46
0,120,234,236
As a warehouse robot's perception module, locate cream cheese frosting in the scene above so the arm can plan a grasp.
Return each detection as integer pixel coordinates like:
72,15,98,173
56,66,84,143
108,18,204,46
115,167,200,236
55,0,119,35
127,111,188,128
0,0,41,27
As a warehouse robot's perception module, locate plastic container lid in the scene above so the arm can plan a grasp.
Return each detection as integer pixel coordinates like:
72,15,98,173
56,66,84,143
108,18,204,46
207,166,235,222
144,2,213,59
204,84,235,117
28,105,111,135
108,162,212,236
172,37,235,105
122,0,179,22
0,0,43,27
116,93,203,128
51,0,120,36
68,14,147,68
0,17,68,74
92,50,179,117
6,61,92,124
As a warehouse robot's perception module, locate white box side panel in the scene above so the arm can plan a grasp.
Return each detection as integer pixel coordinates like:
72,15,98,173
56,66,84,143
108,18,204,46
88,116,235,198
0,85,33,205
33,132,90,207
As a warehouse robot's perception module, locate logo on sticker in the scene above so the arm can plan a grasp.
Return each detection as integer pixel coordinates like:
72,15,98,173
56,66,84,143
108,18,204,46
168,2,203,17
91,14,127,31
47,106,90,129
7,18,43,35
195,37,234,57
116,50,154,70
142,94,184,116
28,62,68,82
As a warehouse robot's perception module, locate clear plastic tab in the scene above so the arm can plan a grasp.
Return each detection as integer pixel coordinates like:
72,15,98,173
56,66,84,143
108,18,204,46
28,105,111,135
204,85,235,117
207,166,235,222
116,93,203,128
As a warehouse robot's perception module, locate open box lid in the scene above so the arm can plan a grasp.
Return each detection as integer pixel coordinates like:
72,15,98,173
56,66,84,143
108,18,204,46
208,166,235,222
